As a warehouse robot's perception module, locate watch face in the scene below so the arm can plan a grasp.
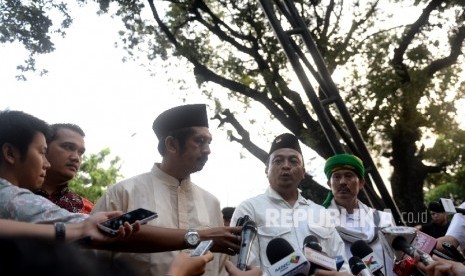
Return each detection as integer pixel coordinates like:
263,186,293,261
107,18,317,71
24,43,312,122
187,232,199,245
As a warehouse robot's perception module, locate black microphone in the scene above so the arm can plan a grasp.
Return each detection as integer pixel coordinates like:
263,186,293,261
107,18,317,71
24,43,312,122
392,236,434,265
236,220,257,271
349,256,373,276
303,235,322,252
266,237,309,275
442,242,465,263
350,240,384,276
303,235,337,274
235,215,250,227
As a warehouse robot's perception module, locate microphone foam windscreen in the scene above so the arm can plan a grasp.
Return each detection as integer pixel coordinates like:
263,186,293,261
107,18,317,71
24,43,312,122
349,256,366,275
303,235,322,252
350,240,373,258
392,236,408,251
266,237,294,265
303,235,318,245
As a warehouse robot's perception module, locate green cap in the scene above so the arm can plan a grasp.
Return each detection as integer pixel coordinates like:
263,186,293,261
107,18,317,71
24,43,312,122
324,154,365,179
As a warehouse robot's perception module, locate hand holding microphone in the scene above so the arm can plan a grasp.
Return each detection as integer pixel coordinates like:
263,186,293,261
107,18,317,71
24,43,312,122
392,235,434,266
415,254,465,276
225,260,262,276
236,220,257,271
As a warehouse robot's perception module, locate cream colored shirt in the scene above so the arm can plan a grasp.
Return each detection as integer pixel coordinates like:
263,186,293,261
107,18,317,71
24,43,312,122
231,187,350,274
92,163,227,276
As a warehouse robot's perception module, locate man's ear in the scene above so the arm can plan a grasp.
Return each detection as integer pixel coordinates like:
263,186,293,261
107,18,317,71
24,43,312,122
164,136,178,153
359,178,366,189
326,180,331,188
1,143,18,164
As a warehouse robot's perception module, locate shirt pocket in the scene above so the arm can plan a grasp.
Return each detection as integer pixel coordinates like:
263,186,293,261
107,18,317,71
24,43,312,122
308,225,332,240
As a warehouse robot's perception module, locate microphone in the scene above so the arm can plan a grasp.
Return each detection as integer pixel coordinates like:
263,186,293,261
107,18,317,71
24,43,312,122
349,256,373,276
350,240,384,276
379,226,417,261
442,242,465,263
303,235,337,274
266,237,309,276
236,220,257,271
303,235,322,252
412,231,455,261
392,255,416,276
392,236,434,265
235,215,250,227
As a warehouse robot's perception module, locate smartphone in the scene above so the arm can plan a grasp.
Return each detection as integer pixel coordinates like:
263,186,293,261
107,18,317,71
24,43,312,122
190,240,214,257
98,208,158,236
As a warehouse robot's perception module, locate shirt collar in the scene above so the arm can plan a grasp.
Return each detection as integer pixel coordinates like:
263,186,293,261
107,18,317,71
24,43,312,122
265,186,310,206
152,163,192,187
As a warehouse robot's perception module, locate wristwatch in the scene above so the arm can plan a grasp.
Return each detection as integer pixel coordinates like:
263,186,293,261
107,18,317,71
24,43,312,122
184,228,200,248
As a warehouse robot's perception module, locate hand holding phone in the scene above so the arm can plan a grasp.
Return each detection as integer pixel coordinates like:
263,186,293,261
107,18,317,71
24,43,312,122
190,240,214,257
98,208,158,236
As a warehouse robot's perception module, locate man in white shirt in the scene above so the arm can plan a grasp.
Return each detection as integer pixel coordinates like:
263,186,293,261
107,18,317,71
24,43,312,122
231,133,350,274
321,153,396,276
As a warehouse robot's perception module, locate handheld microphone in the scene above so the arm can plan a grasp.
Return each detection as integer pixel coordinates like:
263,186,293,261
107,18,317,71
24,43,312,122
413,231,454,261
235,215,250,227
392,236,434,265
442,242,465,263
266,237,309,276
392,255,416,276
350,240,384,276
349,256,373,276
236,220,257,271
379,226,417,261
303,235,322,252
303,235,337,274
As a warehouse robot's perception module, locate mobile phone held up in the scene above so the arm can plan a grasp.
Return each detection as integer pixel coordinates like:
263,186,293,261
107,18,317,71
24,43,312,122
190,240,214,257
98,208,158,236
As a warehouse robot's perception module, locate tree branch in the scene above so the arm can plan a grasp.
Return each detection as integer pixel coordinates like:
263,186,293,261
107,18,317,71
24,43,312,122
392,0,444,82
426,25,465,77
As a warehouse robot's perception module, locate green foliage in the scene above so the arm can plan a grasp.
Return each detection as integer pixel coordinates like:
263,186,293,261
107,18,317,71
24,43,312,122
3,0,465,214
425,183,464,206
68,148,122,203
0,0,73,80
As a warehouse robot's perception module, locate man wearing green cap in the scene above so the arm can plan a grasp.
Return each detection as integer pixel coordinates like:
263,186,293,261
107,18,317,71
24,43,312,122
322,153,395,275
231,133,350,273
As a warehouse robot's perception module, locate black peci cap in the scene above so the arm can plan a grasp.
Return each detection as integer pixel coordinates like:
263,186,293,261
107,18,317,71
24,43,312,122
268,133,302,155
152,104,209,139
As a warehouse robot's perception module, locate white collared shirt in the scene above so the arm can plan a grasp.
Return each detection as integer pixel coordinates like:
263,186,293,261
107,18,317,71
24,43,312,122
231,187,350,273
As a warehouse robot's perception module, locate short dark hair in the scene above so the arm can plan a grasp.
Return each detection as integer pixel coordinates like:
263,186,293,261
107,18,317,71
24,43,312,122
0,110,50,162
49,123,85,142
157,127,195,156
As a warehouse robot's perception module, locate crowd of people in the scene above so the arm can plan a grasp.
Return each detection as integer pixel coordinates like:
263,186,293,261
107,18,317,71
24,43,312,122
0,104,464,276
